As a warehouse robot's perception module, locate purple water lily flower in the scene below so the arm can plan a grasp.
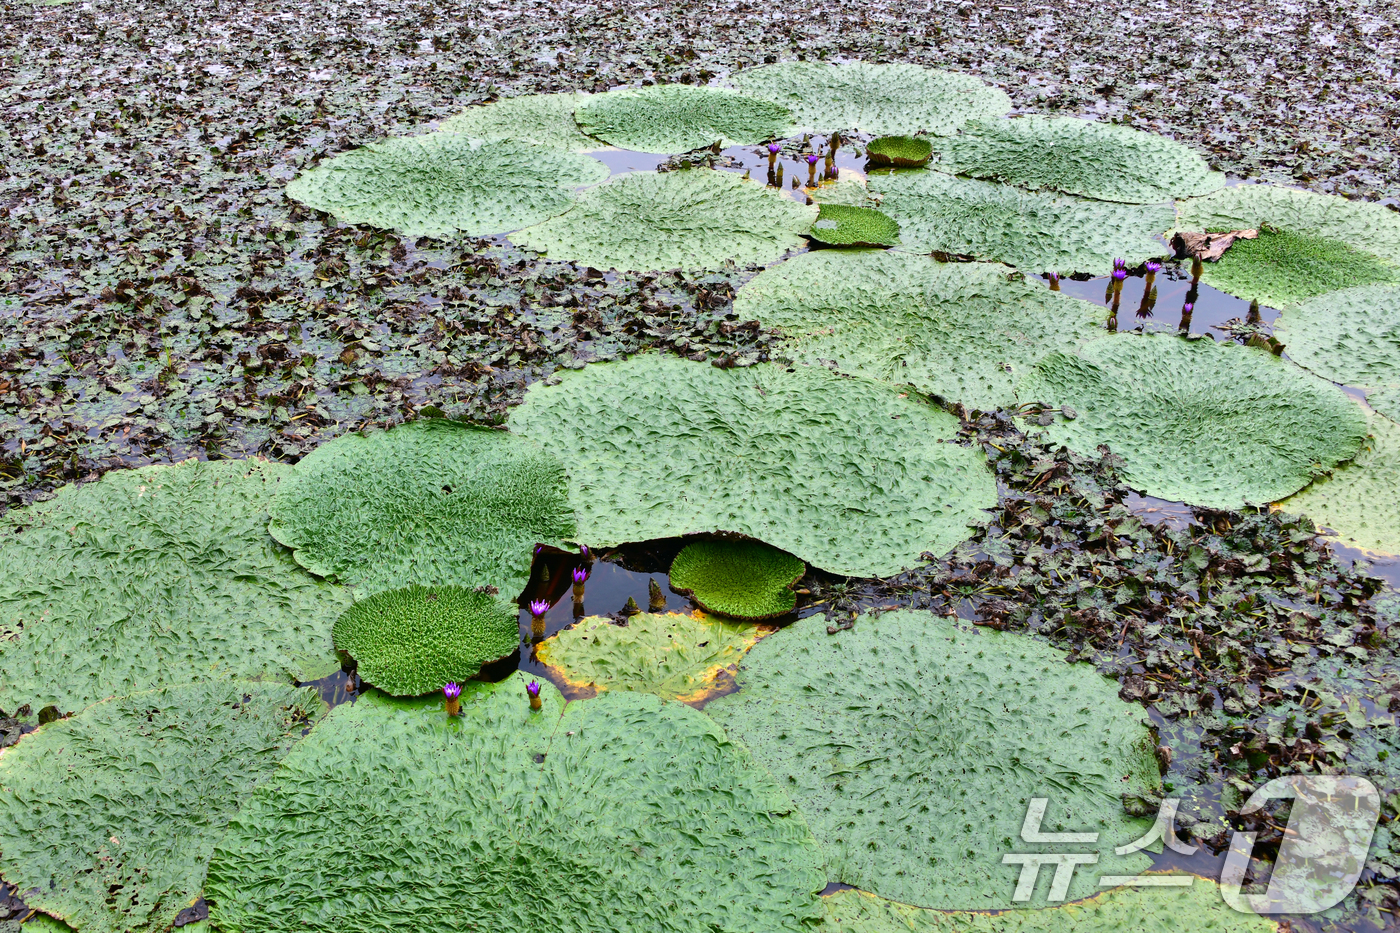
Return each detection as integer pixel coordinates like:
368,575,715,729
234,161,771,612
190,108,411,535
529,598,550,617
1144,260,1161,274
443,682,461,699
1112,268,1127,282
767,142,781,154
572,565,590,584
527,679,543,710
806,153,819,165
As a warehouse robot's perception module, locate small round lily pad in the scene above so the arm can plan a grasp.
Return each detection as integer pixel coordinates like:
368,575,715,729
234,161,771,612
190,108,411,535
866,135,932,167
808,203,900,248
669,539,805,620
332,584,519,696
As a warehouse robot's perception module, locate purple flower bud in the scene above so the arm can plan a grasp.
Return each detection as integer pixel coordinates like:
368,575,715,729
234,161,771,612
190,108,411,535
1113,257,1126,271
1182,302,1194,314
534,545,544,555
1112,269,1127,281
527,681,541,698
529,598,550,617
443,682,461,700
1145,260,1161,274
806,154,819,165
767,142,781,154
572,565,590,584
579,545,590,560
1047,272,1060,284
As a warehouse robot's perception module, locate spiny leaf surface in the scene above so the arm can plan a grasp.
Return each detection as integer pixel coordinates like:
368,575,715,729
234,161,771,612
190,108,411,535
669,539,805,619
438,92,598,150
1274,285,1400,406
1198,227,1397,309
575,85,792,153
1284,413,1400,555
809,203,900,247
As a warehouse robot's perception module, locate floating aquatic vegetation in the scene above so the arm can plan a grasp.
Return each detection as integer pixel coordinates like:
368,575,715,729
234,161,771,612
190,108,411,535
205,677,826,933
508,354,996,577
1274,284,1400,422
0,681,324,933
1284,414,1400,555
512,169,815,272
705,612,1160,908
332,585,518,696
932,116,1224,204
536,611,768,703
807,203,900,247
438,92,598,150
729,61,1011,137
575,84,792,154
1195,227,1398,309
811,176,879,208
868,171,1172,274
1017,332,1368,510
267,418,573,601
865,134,933,168
668,539,804,619
733,251,1104,411
0,460,352,714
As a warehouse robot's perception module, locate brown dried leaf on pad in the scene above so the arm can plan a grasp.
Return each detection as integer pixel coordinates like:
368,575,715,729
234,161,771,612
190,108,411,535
1172,229,1258,261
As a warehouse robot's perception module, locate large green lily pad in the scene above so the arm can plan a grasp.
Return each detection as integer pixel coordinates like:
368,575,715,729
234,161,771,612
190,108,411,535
1175,184,1400,265
705,612,1160,909
1284,413,1400,555
438,92,597,150
0,460,352,714
808,203,900,247
332,585,519,696
1369,385,1400,425
1016,333,1368,509
511,169,815,272
537,611,769,704
932,116,1223,204
1197,227,1397,309
575,85,792,154
669,539,805,619
729,61,1011,137
508,355,996,577
0,681,324,933
868,171,1172,274
1272,285,1400,413
285,134,608,238
267,418,574,601
205,677,826,933
733,251,1105,411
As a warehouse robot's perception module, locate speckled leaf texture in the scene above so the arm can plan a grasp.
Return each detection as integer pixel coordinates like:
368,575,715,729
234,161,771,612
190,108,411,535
1272,285,1400,405
537,611,768,704
575,85,792,153
705,612,1160,909
511,169,815,272
1197,227,1397,309
1175,184,1400,265
0,682,325,933
1284,414,1400,555
729,61,1011,137
1368,385,1400,424
267,418,574,601
205,676,827,933
285,134,608,237
438,92,598,150
809,204,900,247
932,116,1224,204
508,355,997,577
0,460,351,714
332,585,519,695
669,539,805,619
868,171,1173,275
813,176,879,208
1016,333,1368,510
820,883,1278,932
733,251,1104,412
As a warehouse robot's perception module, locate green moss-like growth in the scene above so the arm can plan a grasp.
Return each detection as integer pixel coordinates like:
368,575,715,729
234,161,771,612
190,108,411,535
669,539,805,620
332,585,519,696
865,135,933,167
1200,226,1398,309
808,203,900,248
575,85,793,154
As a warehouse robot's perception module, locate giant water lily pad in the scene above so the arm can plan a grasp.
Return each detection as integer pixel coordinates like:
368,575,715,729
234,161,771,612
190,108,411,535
1274,285,1400,418
808,203,900,247
575,85,792,154
1197,227,1397,309
705,612,1160,908
1284,414,1400,555
932,116,1224,204
508,355,996,577
669,539,804,619
285,134,608,237
536,611,769,704
205,677,826,933
1016,333,1368,509
267,418,574,600
332,585,518,696
511,169,815,272
0,460,351,714
868,171,1172,274
0,681,324,933
438,92,597,150
733,251,1105,411
729,61,1011,137
865,135,933,168
1176,184,1400,265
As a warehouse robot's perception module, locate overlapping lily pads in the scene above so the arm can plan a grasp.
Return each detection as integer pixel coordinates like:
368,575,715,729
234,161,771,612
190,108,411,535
1016,333,1368,509
865,135,932,168
1272,285,1400,419
508,355,996,577
285,134,608,237
205,677,827,933
729,61,1011,136
0,460,351,714
512,169,815,272
439,92,598,150
1197,227,1397,309
0,681,324,933
1284,414,1400,554
808,203,900,247
576,85,792,153
868,170,1173,274
705,611,1160,908
932,116,1224,203
733,251,1105,411
536,611,769,703
669,539,804,619
267,418,574,600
